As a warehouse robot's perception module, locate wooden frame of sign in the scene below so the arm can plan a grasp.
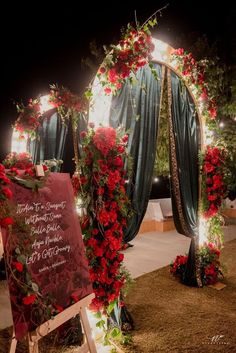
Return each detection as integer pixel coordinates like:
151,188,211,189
9,293,97,353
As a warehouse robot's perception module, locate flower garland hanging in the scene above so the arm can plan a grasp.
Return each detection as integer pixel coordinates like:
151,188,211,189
13,85,87,140
170,48,217,122
201,146,226,219
97,22,156,95
48,84,87,123
72,124,131,316
200,145,226,247
14,98,42,139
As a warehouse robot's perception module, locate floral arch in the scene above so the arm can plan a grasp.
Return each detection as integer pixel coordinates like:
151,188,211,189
7,26,225,300
89,35,225,288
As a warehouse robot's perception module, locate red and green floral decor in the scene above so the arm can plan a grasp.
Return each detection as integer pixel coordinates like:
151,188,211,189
72,124,131,316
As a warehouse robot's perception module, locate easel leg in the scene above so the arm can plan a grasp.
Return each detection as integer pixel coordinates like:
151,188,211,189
80,307,97,353
9,329,17,353
28,336,39,353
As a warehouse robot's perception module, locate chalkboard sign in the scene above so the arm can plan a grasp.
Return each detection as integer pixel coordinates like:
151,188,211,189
2,173,92,339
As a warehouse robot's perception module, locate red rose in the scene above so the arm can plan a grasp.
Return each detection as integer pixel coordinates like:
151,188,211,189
54,304,64,313
2,187,13,199
207,194,217,201
203,162,215,174
80,131,87,139
0,164,5,173
12,261,23,272
88,122,95,128
23,294,36,305
104,87,112,95
122,134,129,143
0,174,10,184
209,107,217,118
99,67,106,74
71,293,79,302
0,217,14,227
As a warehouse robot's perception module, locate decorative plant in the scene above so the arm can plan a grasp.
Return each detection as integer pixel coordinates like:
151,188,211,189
170,242,223,286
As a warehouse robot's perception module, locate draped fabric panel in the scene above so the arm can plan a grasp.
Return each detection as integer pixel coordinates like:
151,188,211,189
168,70,201,286
29,112,68,171
109,63,164,242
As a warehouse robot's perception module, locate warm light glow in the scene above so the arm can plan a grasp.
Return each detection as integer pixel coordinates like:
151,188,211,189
85,309,115,352
40,95,52,113
154,177,159,183
199,216,208,245
89,38,175,127
219,121,225,128
203,124,214,145
11,129,27,153
89,77,112,127
152,39,170,63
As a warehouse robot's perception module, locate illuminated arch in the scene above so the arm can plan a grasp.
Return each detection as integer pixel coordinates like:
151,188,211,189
89,38,209,245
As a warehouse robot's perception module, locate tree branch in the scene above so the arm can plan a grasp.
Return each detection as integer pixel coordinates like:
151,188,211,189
141,3,170,29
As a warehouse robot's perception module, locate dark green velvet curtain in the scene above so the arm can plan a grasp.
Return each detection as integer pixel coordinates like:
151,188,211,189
29,112,68,170
109,63,163,242
168,70,200,286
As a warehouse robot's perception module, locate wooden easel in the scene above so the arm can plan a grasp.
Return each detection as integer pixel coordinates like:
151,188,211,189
9,293,97,353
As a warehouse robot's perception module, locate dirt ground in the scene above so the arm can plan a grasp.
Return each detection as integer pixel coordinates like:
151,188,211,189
123,239,236,353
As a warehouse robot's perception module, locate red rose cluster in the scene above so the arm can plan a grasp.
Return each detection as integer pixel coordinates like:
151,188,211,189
199,242,222,285
73,125,130,313
48,85,87,114
3,152,48,178
0,163,14,228
202,146,225,219
98,27,154,95
170,242,222,286
170,255,188,278
171,49,217,120
14,98,42,139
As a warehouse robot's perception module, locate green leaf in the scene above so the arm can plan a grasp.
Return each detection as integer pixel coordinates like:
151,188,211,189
110,327,121,338
94,311,102,319
107,300,116,314
31,282,39,292
16,255,26,264
96,319,106,328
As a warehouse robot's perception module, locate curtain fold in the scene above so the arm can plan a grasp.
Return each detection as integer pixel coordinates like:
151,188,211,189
29,112,68,171
109,63,163,242
168,69,201,286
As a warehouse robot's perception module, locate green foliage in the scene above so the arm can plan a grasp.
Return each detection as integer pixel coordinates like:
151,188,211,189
153,74,169,177
217,122,236,195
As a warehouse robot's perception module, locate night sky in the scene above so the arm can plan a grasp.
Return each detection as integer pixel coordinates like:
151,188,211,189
0,0,235,160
